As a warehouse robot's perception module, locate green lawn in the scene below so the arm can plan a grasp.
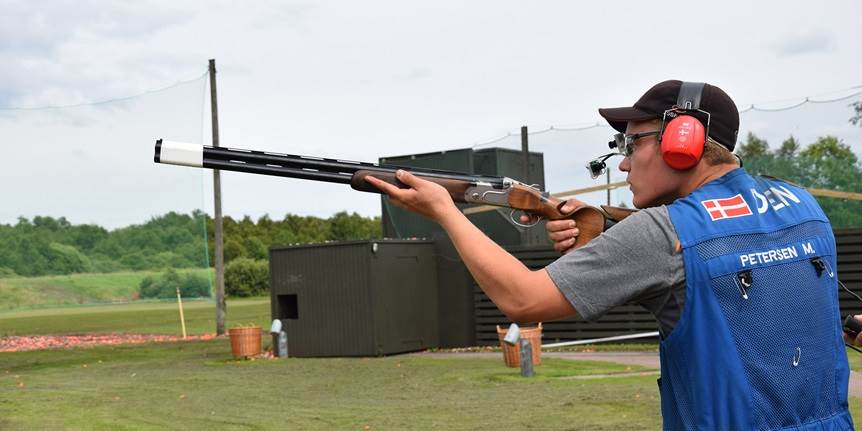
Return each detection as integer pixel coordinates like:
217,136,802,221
0,297,270,336
1,339,665,430
2,297,862,429
0,268,214,311
3,340,862,430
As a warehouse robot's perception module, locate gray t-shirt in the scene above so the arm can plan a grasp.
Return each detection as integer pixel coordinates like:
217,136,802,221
545,206,686,337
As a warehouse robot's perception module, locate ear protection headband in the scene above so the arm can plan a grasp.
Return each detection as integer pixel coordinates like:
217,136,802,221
658,82,711,170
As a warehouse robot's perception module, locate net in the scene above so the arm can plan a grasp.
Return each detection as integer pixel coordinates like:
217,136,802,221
0,73,212,314
471,89,862,229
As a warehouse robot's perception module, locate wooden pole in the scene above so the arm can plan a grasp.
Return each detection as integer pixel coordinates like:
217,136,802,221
807,188,862,201
176,287,188,339
520,126,529,185
209,59,226,336
606,168,611,206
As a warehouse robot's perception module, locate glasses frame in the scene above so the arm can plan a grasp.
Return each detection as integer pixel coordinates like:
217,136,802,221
609,130,660,157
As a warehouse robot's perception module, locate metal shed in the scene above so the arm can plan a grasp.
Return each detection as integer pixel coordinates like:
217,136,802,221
269,239,439,357
376,147,548,347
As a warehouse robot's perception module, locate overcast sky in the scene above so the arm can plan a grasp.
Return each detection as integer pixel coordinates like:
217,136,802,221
2,0,862,228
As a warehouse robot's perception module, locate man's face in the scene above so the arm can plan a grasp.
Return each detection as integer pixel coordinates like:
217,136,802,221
617,120,683,208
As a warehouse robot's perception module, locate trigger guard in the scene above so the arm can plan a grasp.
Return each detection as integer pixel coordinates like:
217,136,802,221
509,209,542,228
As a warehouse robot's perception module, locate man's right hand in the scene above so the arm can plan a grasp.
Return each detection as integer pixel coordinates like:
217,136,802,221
545,199,583,255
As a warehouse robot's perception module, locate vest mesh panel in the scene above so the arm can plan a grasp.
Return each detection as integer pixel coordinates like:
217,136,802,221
704,223,839,430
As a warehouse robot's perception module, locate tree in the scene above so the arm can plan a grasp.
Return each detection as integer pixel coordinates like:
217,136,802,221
1,210,382,277
776,136,799,158
736,132,769,159
737,133,862,228
139,268,210,299
851,101,862,126
329,211,382,241
44,243,93,274
224,258,269,297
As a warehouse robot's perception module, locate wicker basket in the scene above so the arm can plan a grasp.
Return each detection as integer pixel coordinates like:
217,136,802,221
496,323,542,368
228,326,262,359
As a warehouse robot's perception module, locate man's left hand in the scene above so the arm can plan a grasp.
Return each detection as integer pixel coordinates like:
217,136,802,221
364,170,458,223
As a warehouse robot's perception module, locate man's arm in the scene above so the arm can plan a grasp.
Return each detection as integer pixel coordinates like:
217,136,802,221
365,170,577,323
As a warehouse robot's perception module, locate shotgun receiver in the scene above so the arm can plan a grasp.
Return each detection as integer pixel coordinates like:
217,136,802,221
153,139,633,248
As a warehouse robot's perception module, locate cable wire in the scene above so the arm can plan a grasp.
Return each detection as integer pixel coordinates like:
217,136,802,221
0,71,208,111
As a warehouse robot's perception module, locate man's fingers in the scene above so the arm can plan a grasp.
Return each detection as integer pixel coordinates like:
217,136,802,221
366,174,412,199
546,219,577,233
549,229,579,242
364,175,396,193
560,198,586,215
394,169,422,187
553,238,576,254
560,203,574,214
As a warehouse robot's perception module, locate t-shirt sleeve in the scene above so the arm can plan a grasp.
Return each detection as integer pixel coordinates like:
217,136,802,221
544,205,684,321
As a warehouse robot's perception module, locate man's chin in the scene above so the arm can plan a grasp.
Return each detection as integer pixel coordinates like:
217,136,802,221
631,192,656,209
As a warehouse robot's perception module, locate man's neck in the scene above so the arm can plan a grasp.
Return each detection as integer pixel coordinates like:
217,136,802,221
682,163,739,197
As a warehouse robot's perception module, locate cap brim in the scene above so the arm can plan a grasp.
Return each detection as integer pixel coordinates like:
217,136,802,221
598,107,660,134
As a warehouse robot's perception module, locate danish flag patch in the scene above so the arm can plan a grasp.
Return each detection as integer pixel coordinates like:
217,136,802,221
701,194,753,221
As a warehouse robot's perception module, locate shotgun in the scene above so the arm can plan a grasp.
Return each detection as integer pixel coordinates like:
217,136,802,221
153,139,634,247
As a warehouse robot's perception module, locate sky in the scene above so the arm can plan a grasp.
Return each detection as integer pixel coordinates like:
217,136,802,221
2,0,862,228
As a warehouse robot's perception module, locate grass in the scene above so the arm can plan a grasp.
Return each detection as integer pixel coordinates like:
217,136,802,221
0,268,214,311
3,340,862,430
0,340,665,430
0,297,271,336
2,299,862,429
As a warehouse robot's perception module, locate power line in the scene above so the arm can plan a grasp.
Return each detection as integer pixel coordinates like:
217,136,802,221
472,123,611,148
472,84,862,146
0,71,208,111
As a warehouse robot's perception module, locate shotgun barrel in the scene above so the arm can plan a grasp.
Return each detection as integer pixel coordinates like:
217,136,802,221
154,139,505,188
153,138,613,246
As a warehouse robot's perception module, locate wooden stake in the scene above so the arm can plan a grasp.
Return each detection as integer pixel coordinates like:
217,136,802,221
176,287,187,339
521,126,529,185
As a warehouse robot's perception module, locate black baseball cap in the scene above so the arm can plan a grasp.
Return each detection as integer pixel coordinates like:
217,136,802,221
598,80,740,151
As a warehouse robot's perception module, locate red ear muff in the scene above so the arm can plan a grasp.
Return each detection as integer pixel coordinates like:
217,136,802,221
661,114,705,170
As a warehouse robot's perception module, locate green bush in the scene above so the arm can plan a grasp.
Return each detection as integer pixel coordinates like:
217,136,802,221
138,269,211,299
225,258,269,297
0,266,17,278
90,257,125,273
45,242,93,274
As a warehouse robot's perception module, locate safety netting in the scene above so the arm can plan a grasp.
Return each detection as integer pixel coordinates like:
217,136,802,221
0,72,212,315
473,87,862,230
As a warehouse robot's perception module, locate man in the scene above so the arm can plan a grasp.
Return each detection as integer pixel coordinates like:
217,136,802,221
366,80,853,430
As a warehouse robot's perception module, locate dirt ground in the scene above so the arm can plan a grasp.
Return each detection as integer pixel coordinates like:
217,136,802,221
0,333,217,352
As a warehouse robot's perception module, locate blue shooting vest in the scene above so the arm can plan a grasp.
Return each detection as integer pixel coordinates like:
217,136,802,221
662,168,852,430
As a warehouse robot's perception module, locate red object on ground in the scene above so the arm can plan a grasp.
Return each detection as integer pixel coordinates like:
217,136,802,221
0,333,217,352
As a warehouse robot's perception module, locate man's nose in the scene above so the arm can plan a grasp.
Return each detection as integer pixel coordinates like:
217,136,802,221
618,157,630,172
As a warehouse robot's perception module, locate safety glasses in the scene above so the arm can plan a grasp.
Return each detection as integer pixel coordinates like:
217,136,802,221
609,130,660,157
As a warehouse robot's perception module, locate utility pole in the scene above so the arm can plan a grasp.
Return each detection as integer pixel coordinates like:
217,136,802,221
209,59,226,336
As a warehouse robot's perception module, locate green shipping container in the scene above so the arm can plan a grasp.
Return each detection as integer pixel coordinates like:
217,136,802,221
269,239,439,357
